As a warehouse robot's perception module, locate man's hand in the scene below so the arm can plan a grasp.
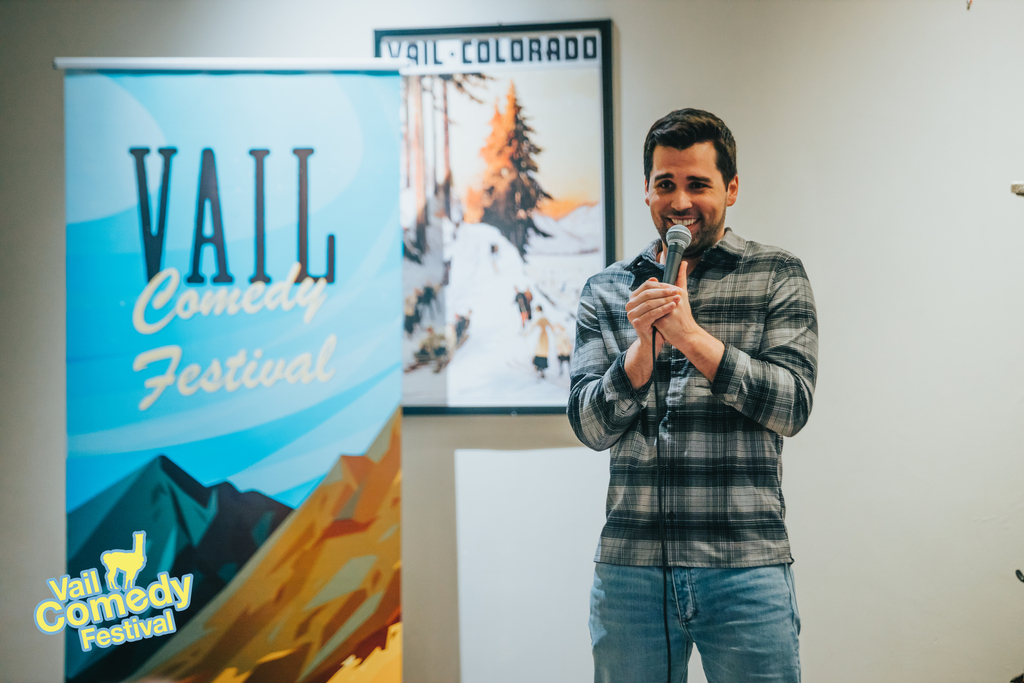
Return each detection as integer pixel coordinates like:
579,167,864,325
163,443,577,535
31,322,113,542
624,268,725,388
654,266,726,382
626,278,682,349
646,269,699,344
622,278,680,389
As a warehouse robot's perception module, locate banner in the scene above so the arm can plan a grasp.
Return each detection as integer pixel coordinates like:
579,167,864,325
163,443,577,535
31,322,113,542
56,63,403,683
375,21,615,412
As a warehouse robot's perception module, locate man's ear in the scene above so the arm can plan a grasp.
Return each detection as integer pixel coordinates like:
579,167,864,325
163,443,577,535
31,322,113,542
726,174,739,207
644,174,651,207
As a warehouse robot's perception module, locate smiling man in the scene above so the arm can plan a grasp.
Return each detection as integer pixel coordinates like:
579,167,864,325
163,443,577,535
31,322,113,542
568,109,818,682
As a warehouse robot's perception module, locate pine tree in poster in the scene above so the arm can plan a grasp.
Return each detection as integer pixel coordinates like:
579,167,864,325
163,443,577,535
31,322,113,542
475,82,552,257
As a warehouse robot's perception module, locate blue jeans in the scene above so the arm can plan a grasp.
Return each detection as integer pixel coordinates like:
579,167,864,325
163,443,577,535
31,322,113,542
590,563,801,683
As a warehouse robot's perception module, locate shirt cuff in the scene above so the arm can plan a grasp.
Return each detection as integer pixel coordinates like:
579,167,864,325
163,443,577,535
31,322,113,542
605,350,653,406
709,343,749,404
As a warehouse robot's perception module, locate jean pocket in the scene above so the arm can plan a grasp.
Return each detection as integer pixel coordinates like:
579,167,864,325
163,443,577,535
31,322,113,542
784,564,801,636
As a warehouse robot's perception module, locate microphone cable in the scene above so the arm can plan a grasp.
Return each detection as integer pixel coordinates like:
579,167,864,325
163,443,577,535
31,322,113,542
652,329,672,683
651,226,690,683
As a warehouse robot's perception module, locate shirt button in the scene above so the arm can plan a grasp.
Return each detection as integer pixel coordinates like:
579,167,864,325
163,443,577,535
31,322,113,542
667,512,676,520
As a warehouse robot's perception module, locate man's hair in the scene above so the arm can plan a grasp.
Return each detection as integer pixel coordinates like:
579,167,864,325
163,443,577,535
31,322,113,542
643,108,737,186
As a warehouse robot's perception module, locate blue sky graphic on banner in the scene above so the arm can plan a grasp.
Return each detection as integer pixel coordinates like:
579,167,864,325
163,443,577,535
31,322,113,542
65,72,401,512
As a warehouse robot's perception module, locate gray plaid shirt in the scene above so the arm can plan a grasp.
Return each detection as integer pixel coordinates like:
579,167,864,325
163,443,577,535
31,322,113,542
568,228,818,567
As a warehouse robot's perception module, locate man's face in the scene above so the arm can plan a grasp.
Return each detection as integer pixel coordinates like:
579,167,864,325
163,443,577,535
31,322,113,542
644,142,738,256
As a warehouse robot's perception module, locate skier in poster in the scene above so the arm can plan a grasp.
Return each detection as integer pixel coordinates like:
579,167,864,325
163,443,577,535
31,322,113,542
412,326,448,372
514,287,531,328
554,323,573,376
420,282,439,320
529,304,553,378
404,290,421,337
455,310,472,343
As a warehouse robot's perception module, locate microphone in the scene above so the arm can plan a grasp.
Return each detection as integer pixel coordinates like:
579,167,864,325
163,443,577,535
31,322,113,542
661,226,692,285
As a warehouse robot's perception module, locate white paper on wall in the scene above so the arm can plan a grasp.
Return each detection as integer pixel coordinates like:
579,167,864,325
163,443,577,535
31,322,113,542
454,446,708,683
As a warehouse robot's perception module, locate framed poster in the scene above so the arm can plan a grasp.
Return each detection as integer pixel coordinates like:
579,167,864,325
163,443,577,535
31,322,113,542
55,58,403,683
374,20,615,414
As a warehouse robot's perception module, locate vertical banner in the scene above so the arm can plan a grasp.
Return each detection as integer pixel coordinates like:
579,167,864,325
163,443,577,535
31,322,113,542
375,21,615,412
57,63,403,683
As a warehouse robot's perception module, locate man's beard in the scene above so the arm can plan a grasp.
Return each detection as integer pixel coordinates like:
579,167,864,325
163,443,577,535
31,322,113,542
683,216,724,256
658,211,725,257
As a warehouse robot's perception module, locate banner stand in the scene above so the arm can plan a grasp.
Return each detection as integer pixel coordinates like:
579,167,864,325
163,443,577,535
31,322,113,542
52,57,405,683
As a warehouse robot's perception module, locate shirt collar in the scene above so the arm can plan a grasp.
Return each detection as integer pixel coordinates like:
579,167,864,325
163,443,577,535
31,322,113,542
630,227,746,272
715,228,746,260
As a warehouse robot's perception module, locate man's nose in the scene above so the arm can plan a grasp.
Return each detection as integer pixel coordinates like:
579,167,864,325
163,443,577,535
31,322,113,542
670,190,693,212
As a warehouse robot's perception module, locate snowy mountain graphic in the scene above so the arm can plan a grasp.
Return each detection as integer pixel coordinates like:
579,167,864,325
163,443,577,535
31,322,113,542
66,455,292,683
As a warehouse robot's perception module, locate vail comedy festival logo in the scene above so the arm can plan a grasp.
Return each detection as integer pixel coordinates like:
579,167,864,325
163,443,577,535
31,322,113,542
33,531,193,652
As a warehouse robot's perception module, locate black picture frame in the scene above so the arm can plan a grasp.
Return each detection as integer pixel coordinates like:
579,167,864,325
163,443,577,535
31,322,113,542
375,20,615,415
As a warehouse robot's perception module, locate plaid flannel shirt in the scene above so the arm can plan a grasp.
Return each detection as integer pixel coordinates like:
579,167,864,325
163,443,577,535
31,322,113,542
568,228,818,567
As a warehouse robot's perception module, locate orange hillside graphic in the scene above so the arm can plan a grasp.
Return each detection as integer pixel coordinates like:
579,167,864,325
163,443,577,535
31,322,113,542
535,197,597,221
129,413,403,683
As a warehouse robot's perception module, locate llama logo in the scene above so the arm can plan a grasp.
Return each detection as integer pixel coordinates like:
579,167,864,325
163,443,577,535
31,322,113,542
100,531,147,591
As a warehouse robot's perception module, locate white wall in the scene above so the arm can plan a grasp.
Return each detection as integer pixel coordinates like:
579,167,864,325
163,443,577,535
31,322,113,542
2,1,1023,681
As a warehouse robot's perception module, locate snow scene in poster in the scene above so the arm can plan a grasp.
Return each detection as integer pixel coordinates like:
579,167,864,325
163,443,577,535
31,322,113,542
391,30,608,408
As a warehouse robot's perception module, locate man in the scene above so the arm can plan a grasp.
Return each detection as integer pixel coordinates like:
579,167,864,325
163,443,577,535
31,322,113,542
568,109,817,682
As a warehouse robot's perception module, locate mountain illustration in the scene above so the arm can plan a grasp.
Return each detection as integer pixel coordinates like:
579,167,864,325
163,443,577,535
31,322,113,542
66,454,293,683
126,410,402,683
